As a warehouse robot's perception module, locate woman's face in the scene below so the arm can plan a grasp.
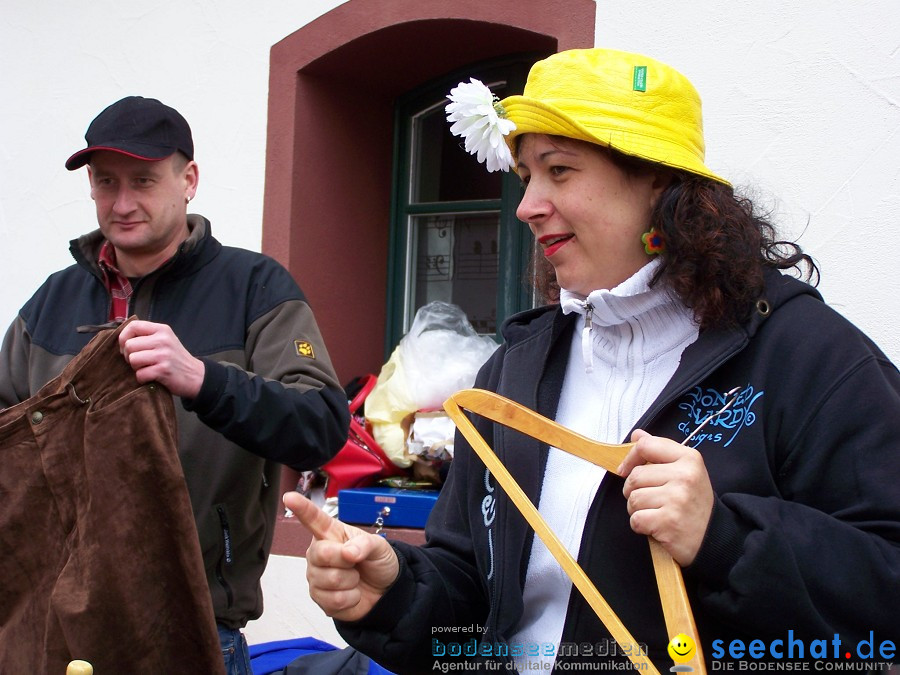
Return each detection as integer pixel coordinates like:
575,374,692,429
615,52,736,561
515,134,667,295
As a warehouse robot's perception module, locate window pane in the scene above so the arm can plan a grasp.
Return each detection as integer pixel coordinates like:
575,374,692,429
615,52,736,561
411,213,498,335
411,91,507,203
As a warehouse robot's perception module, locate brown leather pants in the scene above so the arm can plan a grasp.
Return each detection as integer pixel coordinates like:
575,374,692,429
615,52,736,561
0,321,224,674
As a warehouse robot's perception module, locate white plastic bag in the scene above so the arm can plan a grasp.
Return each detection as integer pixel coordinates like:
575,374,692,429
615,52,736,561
365,302,497,465
401,301,498,410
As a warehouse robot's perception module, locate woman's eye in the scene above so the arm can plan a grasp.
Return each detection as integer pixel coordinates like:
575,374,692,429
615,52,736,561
550,165,569,177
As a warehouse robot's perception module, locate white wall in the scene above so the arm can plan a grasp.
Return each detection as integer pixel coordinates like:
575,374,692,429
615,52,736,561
0,0,347,330
2,0,899,652
597,0,900,361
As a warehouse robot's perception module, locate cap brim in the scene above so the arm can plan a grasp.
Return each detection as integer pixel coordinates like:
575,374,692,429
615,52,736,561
501,95,730,186
65,144,175,171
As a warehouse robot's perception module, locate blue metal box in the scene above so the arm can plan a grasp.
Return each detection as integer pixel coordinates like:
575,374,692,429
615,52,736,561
338,487,440,529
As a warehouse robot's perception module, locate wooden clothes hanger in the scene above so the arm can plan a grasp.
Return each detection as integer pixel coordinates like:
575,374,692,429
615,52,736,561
444,389,707,674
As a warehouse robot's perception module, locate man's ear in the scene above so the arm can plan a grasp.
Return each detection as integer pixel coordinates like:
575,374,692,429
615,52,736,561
86,166,96,200
183,161,199,203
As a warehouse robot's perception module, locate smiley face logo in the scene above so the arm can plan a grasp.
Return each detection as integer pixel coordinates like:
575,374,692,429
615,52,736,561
667,633,696,664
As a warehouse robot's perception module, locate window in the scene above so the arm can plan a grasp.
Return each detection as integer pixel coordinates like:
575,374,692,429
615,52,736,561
386,56,537,350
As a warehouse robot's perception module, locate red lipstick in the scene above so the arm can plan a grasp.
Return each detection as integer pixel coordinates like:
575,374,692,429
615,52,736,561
539,233,573,257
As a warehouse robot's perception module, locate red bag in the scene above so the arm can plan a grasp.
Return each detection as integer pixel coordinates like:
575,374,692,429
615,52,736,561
321,374,403,498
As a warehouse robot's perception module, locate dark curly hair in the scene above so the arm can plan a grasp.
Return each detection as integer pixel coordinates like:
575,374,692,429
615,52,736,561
528,144,818,331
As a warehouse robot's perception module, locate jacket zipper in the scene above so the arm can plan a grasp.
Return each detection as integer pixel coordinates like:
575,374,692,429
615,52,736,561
581,300,594,373
216,505,235,609
131,275,161,320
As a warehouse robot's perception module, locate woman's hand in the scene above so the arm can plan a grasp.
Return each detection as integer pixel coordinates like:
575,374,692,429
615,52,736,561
283,492,400,622
617,430,714,565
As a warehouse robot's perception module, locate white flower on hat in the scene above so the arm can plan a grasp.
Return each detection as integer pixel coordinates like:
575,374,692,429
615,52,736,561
446,78,516,173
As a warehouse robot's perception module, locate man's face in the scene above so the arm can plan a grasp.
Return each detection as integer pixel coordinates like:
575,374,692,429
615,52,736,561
88,151,198,276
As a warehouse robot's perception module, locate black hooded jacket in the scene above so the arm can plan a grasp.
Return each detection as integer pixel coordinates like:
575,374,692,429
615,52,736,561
338,269,900,672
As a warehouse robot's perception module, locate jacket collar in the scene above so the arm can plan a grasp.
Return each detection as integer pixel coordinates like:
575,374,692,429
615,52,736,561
69,213,220,281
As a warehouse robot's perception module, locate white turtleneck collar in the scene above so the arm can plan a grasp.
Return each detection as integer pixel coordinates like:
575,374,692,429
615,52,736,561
558,259,698,373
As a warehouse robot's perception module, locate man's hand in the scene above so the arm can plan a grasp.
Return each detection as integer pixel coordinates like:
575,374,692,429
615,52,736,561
118,320,205,398
284,492,400,622
617,429,714,566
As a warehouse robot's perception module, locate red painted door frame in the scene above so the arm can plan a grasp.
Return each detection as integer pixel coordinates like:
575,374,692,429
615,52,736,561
264,0,596,383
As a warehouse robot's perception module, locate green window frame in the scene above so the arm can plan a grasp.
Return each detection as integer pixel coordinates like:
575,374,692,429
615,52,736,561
385,55,539,354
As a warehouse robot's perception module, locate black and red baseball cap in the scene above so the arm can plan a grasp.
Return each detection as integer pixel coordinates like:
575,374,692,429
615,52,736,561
65,96,194,170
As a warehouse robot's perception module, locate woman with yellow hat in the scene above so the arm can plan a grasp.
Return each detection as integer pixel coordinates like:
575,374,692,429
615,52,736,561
287,48,900,672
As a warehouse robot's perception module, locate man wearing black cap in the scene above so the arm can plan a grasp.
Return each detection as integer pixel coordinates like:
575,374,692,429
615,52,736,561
0,96,350,673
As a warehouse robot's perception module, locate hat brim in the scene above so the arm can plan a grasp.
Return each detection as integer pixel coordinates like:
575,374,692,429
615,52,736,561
65,144,176,171
501,96,730,186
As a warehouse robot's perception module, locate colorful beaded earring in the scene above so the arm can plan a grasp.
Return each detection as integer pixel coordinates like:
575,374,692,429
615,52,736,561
641,227,665,255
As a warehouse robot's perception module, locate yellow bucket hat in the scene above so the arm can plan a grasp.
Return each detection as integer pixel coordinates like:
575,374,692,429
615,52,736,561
502,48,728,184
446,48,729,185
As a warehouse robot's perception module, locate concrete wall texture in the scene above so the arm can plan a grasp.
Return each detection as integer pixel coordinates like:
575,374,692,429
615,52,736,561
2,0,898,649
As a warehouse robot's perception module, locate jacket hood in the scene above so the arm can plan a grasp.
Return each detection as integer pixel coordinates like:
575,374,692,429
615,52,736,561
745,267,823,338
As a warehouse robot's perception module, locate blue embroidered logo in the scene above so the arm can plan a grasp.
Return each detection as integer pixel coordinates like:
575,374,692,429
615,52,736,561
481,468,496,581
677,385,763,447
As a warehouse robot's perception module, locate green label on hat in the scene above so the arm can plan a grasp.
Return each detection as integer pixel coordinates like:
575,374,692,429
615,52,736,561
633,65,647,92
